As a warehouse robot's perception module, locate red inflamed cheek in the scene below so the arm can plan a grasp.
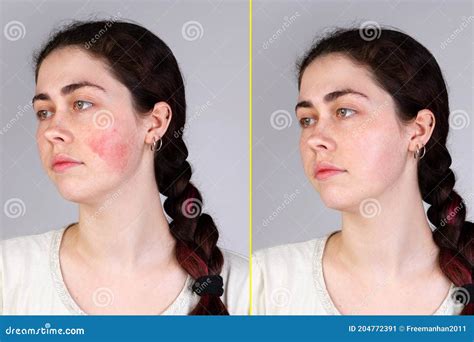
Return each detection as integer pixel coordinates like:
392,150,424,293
87,129,130,171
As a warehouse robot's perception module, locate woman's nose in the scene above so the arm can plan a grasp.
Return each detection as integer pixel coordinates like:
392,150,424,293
42,112,74,145
305,120,336,152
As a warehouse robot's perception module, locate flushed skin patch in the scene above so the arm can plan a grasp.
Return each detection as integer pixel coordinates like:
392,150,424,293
87,127,130,172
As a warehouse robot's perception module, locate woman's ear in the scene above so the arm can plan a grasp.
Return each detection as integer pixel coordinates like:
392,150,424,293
144,101,172,145
408,109,435,153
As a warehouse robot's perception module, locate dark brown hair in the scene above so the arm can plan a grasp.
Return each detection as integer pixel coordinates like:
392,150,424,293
298,27,473,314
34,20,228,315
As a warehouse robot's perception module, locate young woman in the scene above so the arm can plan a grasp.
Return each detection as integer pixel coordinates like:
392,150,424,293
0,20,248,315
253,27,473,315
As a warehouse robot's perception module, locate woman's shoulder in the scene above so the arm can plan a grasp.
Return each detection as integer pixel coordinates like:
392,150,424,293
219,248,249,282
216,248,249,315
221,248,248,270
1,228,60,249
1,226,66,262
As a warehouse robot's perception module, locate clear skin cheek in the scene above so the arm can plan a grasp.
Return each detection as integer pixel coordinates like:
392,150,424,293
86,127,131,172
299,119,406,195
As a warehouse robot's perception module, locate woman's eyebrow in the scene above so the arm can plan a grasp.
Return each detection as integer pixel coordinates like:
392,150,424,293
32,81,106,104
323,88,369,102
295,88,369,112
295,100,314,113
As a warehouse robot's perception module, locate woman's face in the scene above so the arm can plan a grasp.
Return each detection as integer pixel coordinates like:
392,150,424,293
296,53,411,212
34,47,146,203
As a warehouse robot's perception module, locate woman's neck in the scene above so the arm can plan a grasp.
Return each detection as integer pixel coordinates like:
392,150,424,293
335,175,439,280
67,166,177,271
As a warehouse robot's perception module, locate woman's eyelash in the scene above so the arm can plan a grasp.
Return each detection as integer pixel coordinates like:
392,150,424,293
35,100,94,121
73,100,93,111
336,107,356,118
298,108,357,128
36,110,53,121
299,117,317,128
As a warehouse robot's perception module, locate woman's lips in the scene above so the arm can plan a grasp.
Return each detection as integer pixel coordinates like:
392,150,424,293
314,162,346,181
52,161,83,173
315,169,345,181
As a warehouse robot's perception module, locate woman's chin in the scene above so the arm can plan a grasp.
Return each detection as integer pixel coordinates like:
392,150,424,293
54,183,90,203
318,187,359,211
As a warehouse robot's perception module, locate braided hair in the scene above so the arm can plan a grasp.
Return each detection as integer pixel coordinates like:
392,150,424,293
297,27,473,314
34,20,228,315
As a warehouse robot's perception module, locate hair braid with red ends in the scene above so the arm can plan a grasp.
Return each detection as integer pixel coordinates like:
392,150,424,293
419,146,474,314
298,27,474,314
156,138,228,315
34,20,228,315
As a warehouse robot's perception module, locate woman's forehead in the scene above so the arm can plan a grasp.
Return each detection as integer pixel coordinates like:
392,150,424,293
299,56,387,104
36,47,112,91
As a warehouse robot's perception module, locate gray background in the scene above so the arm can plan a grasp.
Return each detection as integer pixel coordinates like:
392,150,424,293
0,0,249,256
253,0,474,250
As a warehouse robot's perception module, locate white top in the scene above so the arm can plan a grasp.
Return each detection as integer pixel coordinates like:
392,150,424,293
0,224,249,315
253,232,464,315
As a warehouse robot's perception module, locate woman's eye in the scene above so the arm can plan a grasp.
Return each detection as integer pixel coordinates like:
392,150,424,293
299,117,317,128
336,107,356,118
73,100,93,111
36,110,53,121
